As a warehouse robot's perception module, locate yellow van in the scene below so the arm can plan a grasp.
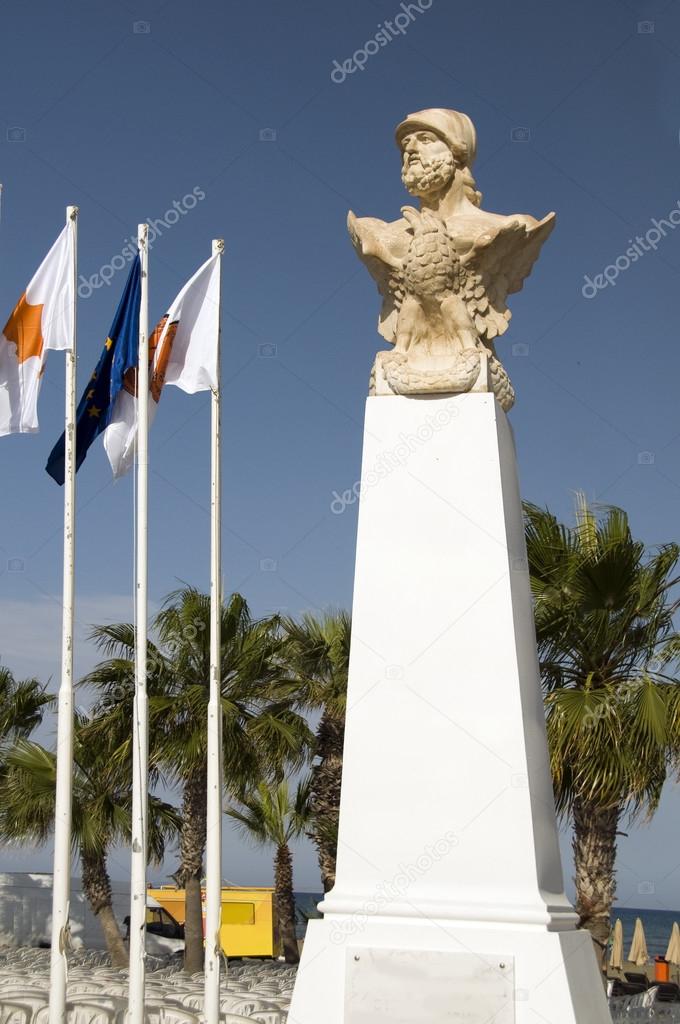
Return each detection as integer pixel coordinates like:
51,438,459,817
148,886,277,958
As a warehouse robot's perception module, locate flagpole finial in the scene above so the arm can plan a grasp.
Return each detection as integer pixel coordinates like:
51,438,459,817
212,239,225,255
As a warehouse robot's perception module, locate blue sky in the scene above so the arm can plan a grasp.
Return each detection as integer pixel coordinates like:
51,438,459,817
1,0,680,909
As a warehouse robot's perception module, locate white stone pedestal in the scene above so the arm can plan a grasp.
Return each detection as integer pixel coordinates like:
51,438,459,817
290,394,611,1023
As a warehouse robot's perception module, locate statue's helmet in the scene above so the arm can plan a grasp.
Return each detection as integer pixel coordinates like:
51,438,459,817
395,108,477,169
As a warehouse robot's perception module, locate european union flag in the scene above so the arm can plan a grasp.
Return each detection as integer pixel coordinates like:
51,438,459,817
46,257,141,485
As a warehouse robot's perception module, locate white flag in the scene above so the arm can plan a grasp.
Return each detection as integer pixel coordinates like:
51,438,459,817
0,224,74,435
103,252,220,478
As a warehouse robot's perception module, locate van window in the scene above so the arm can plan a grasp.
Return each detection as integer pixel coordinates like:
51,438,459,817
146,907,181,937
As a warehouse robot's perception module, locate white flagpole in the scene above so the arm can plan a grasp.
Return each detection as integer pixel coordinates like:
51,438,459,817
48,204,78,1024
204,238,224,1024
128,223,149,1024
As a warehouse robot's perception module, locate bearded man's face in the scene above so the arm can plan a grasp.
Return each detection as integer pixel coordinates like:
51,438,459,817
401,131,455,197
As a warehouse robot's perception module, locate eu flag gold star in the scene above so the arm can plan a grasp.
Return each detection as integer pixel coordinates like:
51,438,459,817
88,405,102,418
105,338,113,350
87,389,95,400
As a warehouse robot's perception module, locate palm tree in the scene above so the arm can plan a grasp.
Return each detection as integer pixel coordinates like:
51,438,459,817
227,777,312,963
524,497,680,949
0,665,53,860
0,716,179,965
85,587,312,973
283,612,350,892
0,665,51,744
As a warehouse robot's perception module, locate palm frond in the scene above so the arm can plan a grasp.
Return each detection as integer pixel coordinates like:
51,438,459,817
526,498,680,821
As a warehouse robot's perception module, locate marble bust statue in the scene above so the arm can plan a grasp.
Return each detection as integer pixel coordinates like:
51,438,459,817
348,108,555,410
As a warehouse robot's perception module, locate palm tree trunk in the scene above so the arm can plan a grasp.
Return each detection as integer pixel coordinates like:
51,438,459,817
176,764,208,974
274,843,299,964
81,850,128,967
184,875,204,973
311,710,344,892
572,798,619,950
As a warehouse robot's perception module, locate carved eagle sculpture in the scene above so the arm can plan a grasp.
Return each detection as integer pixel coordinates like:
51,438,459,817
348,205,555,410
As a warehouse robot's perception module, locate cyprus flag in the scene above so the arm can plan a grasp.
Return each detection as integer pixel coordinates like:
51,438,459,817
103,251,220,478
0,223,74,435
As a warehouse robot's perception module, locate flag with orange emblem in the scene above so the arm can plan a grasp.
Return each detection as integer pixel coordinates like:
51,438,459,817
0,224,74,435
103,251,220,478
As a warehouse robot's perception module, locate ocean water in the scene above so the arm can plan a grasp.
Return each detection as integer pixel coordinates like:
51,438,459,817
294,896,680,958
613,907,680,959
294,892,323,938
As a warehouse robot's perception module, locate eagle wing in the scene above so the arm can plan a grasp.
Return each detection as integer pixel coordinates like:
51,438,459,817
460,212,556,343
348,212,410,344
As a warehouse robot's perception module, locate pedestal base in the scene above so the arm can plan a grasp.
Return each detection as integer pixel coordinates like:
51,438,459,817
292,916,610,1023
291,395,610,1022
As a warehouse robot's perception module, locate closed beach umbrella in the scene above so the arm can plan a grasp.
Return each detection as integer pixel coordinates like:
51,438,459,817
665,922,680,965
609,919,624,971
628,917,649,966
